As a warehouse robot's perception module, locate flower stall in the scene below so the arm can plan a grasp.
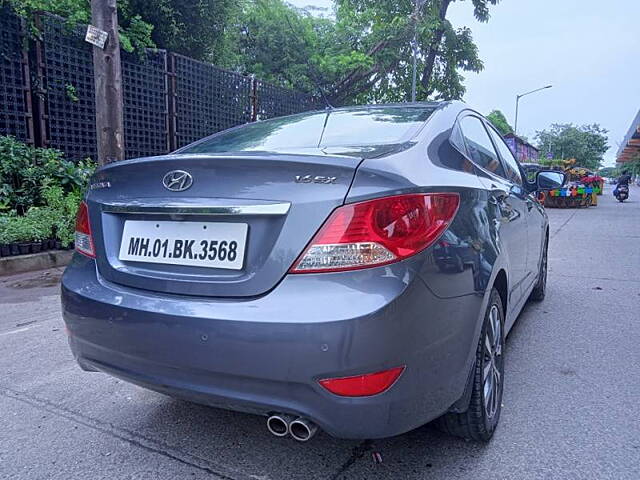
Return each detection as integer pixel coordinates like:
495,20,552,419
580,175,605,196
545,184,597,208
541,160,602,208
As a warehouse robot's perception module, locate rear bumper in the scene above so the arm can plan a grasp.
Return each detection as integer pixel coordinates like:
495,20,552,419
61,254,482,439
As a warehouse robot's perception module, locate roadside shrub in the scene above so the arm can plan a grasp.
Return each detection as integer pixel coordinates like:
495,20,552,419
42,185,82,247
1,215,32,243
24,206,55,241
0,135,96,214
0,136,95,251
0,214,17,244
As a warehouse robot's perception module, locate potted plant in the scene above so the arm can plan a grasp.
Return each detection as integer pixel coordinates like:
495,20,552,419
2,216,23,256
0,215,10,256
42,185,81,251
14,217,34,255
25,207,54,253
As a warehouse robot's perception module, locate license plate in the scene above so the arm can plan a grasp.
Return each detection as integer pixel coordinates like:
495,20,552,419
118,220,248,270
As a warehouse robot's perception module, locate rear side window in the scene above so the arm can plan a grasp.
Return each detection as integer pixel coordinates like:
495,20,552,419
459,116,505,177
486,126,523,185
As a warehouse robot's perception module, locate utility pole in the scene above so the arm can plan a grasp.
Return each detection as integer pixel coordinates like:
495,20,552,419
90,0,124,165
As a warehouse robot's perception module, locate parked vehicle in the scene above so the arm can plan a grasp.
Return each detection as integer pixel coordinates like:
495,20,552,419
62,101,564,442
614,183,629,202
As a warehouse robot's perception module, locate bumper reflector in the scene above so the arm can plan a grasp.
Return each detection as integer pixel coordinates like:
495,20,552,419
319,366,405,397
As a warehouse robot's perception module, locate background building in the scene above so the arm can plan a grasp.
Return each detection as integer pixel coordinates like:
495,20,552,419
616,108,640,165
504,133,540,163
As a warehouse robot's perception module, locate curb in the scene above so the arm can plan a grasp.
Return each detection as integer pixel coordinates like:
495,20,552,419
0,250,73,277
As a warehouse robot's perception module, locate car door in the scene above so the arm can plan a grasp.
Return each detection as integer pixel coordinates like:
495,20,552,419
485,123,543,292
458,114,530,307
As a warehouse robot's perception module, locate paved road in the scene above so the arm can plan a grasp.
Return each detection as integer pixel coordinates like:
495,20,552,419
1,187,639,480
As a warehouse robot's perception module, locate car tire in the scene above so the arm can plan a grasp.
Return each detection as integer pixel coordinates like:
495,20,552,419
436,288,505,442
529,239,548,301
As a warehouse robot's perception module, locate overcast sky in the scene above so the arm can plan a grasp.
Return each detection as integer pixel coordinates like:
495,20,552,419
288,0,640,166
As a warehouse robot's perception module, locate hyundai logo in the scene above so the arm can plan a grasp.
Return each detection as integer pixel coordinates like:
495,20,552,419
162,170,193,192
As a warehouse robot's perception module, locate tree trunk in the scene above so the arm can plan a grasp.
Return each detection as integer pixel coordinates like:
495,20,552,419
420,0,452,96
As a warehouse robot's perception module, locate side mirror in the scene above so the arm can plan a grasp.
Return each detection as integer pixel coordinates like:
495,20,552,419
535,170,565,191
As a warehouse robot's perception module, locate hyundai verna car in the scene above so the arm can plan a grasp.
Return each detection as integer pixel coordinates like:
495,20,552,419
62,101,564,442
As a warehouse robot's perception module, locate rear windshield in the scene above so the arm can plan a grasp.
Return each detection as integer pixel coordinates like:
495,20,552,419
178,107,435,154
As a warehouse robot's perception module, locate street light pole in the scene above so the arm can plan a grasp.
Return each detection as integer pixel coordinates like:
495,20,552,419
514,84,552,135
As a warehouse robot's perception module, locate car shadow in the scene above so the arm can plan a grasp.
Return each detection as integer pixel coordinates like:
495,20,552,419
127,388,493,479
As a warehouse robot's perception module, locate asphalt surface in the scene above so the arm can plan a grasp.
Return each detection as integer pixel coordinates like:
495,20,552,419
1,186,639,480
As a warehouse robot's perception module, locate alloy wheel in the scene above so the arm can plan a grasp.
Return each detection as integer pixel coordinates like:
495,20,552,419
482,304,503,419
540,247,547,292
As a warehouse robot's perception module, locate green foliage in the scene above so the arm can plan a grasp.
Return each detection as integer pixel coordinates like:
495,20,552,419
7,0,498,102
5,0,154,54
7,0,241,61
486,110,513,136
621,153,640,176
0,213,17,244
535,124,609,171
538,158,567,168
0,136,95,214
118,14,155,53
41,185,82,246
25,206,55,241
598,166,619,178
5,0,90,26
122,0,239,61
65,83,78,102
0,211,50,243
224,0,496,104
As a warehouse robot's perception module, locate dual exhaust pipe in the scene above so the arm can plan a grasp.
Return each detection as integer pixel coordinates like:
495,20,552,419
266,413,318,442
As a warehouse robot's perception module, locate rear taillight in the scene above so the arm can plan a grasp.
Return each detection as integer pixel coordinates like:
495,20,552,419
319,366,405,397
74,201,95,258
290,193,459,273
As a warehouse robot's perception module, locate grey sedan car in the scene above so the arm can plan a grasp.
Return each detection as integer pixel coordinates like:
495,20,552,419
62,101,563,442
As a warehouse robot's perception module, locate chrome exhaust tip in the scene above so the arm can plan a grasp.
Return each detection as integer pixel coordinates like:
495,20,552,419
289,417,318,442
266,414,294,437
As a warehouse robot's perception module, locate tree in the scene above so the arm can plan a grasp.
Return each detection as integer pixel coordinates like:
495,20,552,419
223,0,337,94
8,0,499,102
330,0,498,103
5,0,238,61
6,0,154,52
125,0,239,62
225,0,498,104
486,110,513,136
535,123,609,171
598,166,618,178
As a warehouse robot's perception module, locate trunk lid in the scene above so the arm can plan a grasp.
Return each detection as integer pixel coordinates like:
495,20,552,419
87,152,360,297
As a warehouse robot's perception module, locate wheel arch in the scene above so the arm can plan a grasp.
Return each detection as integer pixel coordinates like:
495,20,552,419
493,269,508,319
449,269,508,414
